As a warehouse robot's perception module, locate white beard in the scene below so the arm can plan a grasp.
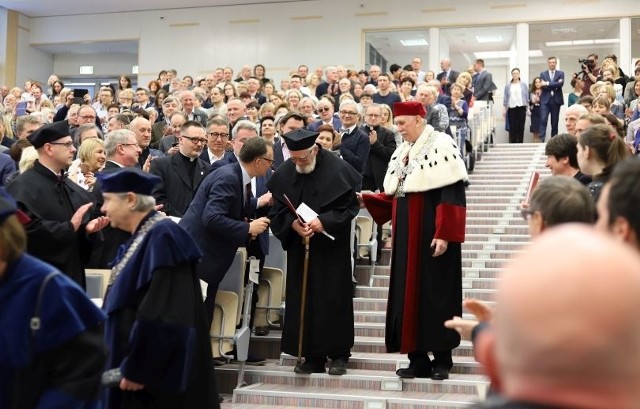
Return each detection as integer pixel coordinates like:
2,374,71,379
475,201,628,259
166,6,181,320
296,158,317,174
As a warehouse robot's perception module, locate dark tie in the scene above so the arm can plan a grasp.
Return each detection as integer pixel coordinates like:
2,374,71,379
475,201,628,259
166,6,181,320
244,182,252,219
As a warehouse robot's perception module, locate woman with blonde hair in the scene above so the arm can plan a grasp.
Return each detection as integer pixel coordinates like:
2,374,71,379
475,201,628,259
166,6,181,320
69,138,106,191
306,73,321,98
455,72,474,106
285,89,303,111
380,104,402,146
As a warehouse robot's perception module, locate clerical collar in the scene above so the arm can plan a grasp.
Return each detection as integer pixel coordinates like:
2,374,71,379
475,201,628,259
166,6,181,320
179,152,197,162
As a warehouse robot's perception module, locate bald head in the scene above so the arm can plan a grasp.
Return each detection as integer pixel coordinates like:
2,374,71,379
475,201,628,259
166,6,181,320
494,225,640,406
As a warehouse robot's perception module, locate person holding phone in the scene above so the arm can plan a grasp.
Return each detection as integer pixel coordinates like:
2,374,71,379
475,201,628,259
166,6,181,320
69,138,106,192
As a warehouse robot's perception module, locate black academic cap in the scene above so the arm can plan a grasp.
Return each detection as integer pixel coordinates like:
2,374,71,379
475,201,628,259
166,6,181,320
27,120,69,149
282,128,319,151
97,168,161,196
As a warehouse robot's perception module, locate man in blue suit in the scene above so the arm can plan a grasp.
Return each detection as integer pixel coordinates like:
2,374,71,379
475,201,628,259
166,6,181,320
539,56,565,142
180,136,272,327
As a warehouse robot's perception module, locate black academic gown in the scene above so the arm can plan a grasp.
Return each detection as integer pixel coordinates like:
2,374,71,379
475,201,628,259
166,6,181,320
7,160,96,287
103,213,218,409
267,148,361,358
0,254,106,409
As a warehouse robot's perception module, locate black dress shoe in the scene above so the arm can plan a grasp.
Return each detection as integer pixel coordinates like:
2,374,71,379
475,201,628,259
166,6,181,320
254,326,270,336
328,359,347,375
294,360,326,374
395,365,431,379
431,367,450,380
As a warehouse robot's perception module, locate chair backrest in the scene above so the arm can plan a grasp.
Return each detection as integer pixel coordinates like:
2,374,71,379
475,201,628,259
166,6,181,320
265,232,287,275
218,248,247,323
85,269,110,299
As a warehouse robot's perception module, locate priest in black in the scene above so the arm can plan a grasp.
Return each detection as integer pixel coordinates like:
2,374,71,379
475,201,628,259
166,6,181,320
361,101,468,381
267,128,361,376
98,168,218,409
6,121,110,287
149,120,210,217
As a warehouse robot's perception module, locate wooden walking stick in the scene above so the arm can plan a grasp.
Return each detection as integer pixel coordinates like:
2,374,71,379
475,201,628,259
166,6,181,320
297,235,311,366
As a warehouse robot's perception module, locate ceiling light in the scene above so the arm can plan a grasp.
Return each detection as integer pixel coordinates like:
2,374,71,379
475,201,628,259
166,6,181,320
545,41,573,47
573,39,594,45
400,39,428,46
594,38,620,44
529,50,543,57
476,35,503,43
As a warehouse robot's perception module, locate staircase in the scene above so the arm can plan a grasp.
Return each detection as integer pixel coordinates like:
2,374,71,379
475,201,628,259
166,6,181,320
219,143,550,409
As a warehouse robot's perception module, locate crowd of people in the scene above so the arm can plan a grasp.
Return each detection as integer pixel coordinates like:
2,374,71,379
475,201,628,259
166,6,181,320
1,52,640,409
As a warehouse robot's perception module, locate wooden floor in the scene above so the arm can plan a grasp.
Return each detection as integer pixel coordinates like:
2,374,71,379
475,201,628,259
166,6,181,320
219,143,549,408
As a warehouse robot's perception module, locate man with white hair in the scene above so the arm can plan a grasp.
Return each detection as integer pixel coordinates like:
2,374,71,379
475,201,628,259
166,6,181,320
315,66,339,99
337,100,370,174
563,103,588,136
436,58,459,95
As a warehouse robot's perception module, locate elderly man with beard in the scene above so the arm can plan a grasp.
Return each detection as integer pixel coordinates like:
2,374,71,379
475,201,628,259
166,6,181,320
267,128,361,375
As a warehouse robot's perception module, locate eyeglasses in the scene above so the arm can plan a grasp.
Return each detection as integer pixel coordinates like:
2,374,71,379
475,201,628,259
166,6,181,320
181,135,208,144
120,143,140,148
289,149,315,163
49,141,74,149
317,107,331,113
208,132,229,140
366,113,381,118
260,157,274,165
520,208,535,221
340,110,358,116
80,115,96,120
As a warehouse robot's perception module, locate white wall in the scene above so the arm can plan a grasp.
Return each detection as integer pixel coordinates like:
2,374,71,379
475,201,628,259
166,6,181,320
21,0,640,86
17,14,53,87
53,53,137,78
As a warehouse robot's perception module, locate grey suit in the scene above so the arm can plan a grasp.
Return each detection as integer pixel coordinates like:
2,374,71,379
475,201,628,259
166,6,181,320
473,70,497,101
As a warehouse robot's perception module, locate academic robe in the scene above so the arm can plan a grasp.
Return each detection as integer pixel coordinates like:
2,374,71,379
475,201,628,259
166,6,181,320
103,212,218,409
7,160,96,287
0,254,106,409
363,125,468,354
267,148,361,358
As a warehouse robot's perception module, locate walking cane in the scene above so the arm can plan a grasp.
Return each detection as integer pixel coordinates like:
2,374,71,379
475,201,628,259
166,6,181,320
297,235,311,366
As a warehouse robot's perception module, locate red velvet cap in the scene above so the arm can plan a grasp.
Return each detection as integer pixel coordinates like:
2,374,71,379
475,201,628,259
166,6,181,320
393,101,426,118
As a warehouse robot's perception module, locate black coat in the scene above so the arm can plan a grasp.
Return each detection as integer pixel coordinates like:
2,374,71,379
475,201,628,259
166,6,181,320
7,160,96,287
361,124,396,192
267,149,361,357
149,153,210,217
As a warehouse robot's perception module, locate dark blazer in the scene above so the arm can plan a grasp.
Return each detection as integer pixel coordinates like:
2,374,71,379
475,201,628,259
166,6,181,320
179,162,250,288
151,121,167,149
273,139,286,169
308,116,342,132
436,70,460,94
540,69,565,106
199,149,231,165
315,82,339,99
149,153,210,217
361,125,396,191
473,70,497,101
207,153,271,255
158,135,178,153
338,126,371,174
0,152,16,187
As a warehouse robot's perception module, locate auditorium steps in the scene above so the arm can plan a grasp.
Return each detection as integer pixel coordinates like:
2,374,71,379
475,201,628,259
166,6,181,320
220,143,548,408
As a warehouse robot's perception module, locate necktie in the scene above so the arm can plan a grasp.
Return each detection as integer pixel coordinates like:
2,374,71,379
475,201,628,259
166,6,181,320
244,182,252,219
340,128,349,134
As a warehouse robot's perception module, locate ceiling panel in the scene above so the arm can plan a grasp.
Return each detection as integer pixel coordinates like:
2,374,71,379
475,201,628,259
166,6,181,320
0,0,312,17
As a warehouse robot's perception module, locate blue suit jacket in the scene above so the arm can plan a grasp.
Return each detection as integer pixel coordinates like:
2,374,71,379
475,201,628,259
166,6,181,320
179,162,249,286
0,152,16,187
307,116,342,132
206,153,271,256
540,70,565,106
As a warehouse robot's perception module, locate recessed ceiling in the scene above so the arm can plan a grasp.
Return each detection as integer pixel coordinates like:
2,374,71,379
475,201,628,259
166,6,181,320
0,0,312,18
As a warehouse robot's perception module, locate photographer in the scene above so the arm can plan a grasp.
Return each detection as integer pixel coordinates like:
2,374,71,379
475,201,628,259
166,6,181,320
575,53,601,96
